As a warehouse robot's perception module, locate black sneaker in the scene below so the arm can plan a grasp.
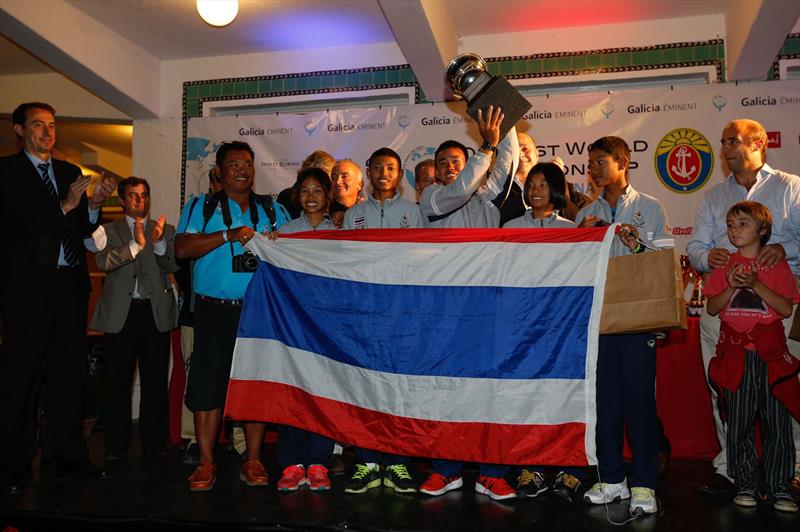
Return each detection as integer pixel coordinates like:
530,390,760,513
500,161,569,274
553,471,583,503
516,469,548,498
383,464,417,493
344,464,381,494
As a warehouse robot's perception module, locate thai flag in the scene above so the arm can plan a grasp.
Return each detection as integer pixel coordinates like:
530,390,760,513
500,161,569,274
226,228,615,465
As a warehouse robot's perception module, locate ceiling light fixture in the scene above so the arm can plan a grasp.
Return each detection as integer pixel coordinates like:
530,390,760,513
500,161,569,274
196,0,239,27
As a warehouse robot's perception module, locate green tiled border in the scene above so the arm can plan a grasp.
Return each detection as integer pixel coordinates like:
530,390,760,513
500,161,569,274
771,33,800,80
487,39,726,85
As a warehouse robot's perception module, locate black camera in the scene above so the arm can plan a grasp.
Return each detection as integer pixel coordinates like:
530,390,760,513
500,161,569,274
231,251,260,273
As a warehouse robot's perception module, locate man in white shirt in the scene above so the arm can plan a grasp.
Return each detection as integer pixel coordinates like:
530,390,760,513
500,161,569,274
687,118,800,496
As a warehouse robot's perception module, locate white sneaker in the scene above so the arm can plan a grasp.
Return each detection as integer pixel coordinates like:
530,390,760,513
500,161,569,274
584,480,630,504
630,487,658,515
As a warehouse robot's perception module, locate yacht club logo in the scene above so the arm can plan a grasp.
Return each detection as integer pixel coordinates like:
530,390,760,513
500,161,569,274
654,128,714,194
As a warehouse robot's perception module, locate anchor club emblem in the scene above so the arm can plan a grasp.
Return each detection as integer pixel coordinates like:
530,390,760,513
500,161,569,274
654,128,714,194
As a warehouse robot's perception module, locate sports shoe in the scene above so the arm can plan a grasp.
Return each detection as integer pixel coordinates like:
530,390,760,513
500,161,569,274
630,487,658,515
189,463,217,492
240,459,268,487
552,471,583,503
329,453,346,477
344,463,381,494
773,492,798,513
383,464,417,493
733,489,758,507
307,464,331,492
277,464,307,491
516,469,547,498
584,480,630,504
475,475,517,501
419,472,463,496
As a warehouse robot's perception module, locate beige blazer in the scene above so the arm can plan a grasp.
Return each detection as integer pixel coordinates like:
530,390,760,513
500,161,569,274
90,218,179,334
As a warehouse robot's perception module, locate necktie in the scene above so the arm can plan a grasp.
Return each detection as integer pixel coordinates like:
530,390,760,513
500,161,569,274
38,162,80,267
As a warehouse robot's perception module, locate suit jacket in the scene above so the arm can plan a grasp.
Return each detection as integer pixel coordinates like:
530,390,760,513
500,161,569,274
0,150,97,302
90,218,179,333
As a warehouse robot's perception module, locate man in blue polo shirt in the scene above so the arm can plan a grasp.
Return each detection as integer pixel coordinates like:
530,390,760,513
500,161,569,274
176,141,289,491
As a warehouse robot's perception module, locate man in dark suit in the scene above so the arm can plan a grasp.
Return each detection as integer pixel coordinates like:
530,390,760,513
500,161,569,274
88,176,178,460
0,102,115,495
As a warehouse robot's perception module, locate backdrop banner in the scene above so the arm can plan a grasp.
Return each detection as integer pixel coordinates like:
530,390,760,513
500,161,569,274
186,79,800,252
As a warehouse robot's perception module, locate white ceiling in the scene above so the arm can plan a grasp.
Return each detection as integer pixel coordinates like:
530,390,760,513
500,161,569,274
59,0,736,60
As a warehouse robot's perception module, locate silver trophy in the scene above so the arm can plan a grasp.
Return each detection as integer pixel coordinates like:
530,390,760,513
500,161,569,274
445,53,531,139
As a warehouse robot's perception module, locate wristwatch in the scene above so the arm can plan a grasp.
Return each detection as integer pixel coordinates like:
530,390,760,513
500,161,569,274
480,140,495,152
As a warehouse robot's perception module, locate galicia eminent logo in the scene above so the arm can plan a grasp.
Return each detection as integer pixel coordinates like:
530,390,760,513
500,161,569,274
654,128,714,194
397,115,410,129
304,121,317,136
712,95,726,112
600,102,614,119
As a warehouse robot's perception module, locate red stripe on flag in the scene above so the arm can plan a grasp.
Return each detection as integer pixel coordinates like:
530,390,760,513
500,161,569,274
225,380,589,466
278,227,608,244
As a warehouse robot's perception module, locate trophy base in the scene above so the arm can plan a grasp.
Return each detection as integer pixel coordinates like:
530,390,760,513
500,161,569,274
466,76,532,141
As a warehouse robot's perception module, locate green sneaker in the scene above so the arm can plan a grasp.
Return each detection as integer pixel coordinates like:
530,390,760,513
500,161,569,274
344,464,381,494
383,464,417,493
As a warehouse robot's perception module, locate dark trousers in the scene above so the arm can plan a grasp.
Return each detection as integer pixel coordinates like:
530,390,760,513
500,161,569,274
0,269,89,473
277,425,333,468
354,447,411,466
595,333,658,489
724,350,795,496
432,460,508,478
104,300,170,453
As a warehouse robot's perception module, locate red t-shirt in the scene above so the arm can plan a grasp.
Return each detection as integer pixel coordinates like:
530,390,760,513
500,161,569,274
705,253,800,341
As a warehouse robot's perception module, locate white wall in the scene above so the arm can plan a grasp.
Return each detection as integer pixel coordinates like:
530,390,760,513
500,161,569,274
0,72,129,120
461,15,726,57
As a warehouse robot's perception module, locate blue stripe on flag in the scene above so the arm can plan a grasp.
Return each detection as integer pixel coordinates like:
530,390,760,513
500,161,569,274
238,262,591,380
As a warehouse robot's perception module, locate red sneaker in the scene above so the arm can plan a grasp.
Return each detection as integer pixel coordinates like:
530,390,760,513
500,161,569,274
240,459,268,487
307,464,331,492
189,463,217,492
475,475,517,500
419,472,463,496
277,464,308,491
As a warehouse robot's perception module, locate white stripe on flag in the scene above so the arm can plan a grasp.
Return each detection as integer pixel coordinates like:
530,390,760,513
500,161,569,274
232,337,587,426
249,237,602,288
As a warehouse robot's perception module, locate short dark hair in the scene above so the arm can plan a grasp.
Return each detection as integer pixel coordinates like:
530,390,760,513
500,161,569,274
117,176,151,199
367,147,402,170
216,140,255,168
727,201,772,246
588,136,631,174
435,140,469,165
524,162,567,211
292,167,332,205
12,102,56,127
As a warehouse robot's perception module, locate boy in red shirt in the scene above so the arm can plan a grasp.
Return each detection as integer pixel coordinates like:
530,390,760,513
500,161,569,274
705,201,800,512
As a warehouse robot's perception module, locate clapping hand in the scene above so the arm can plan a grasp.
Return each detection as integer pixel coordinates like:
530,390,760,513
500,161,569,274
727,263,757,289
150,215,166,243
61,176,91,214
134,218,147,248
90,174,116,209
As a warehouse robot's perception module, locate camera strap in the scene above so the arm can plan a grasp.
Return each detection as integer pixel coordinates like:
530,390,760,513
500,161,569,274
202,192,268,259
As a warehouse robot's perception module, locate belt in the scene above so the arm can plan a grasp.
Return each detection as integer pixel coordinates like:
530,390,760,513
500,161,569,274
57,265,80,271
198,294,243,307
130,298,150,304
